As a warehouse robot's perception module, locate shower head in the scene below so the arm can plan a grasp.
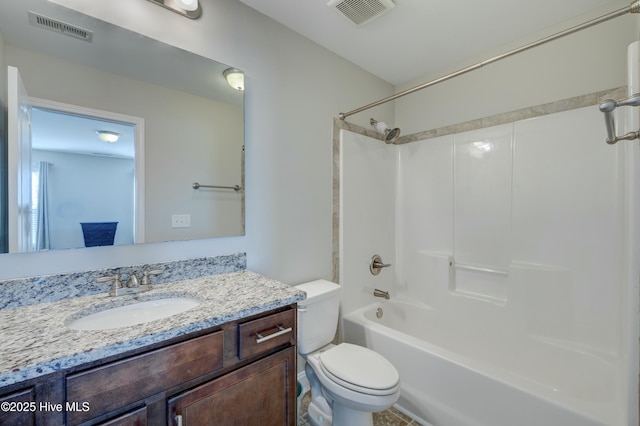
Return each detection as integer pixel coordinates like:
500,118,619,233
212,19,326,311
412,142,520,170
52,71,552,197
370,118,401,144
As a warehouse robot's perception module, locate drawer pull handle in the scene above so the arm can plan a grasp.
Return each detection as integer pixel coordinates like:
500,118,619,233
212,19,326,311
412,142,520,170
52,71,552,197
175,415,183,426
255,325,293,344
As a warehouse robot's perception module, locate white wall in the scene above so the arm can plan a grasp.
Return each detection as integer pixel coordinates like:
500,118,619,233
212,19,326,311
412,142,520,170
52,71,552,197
395,4,640,134
339,130,396,315
31,150,135,249
0,0,394,281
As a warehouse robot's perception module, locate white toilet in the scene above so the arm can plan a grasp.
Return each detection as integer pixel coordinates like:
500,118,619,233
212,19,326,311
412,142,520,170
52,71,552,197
296,280,400,426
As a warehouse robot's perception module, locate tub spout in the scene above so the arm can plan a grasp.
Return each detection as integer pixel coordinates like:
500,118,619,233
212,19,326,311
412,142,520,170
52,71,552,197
374,289,390,300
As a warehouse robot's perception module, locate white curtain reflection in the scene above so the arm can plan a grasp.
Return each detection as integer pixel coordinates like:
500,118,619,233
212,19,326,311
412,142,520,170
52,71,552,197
34,161,51,251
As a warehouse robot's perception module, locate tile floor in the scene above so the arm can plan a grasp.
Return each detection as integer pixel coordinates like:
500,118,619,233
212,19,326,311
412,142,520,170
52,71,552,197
297,391,424,426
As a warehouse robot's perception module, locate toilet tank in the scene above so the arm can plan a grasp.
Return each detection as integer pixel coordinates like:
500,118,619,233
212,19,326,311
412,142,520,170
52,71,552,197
295,280,341,355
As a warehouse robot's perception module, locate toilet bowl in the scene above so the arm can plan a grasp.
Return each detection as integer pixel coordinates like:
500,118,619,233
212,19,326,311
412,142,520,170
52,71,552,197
296,280,400,426
306,343,400,423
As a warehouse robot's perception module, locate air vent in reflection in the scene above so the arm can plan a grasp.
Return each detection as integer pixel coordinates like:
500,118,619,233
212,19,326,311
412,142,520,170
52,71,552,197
28,11,93,42
327,0,395,26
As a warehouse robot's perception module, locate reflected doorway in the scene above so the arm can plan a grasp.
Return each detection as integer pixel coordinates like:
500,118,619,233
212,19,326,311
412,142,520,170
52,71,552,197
25,99,144,251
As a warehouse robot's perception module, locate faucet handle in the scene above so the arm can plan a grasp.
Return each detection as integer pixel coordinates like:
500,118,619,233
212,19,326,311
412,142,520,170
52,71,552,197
369,254,391,275
96,274,123,297
125,273,140,288
141,269,163,287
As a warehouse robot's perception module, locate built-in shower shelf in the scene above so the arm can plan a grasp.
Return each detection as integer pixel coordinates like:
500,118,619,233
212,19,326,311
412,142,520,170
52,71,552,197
450,261,509,276
449,261,509,303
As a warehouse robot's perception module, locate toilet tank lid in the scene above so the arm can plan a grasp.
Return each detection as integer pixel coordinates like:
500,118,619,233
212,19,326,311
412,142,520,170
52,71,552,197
295,280,340,305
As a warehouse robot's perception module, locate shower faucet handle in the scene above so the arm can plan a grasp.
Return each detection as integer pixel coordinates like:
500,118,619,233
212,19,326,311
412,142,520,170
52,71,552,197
369,254,391,275
373,259,391,268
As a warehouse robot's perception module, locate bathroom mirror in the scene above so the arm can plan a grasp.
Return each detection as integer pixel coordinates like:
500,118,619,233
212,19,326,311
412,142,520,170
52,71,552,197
0,0,245,253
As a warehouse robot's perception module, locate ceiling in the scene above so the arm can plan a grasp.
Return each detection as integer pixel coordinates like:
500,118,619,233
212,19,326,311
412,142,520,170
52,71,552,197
31,108,135,159
239,0,627,86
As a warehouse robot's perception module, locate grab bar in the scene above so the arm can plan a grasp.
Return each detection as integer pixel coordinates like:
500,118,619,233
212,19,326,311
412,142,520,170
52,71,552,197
599,94,640,144
451,262,508,276
192,182,242,192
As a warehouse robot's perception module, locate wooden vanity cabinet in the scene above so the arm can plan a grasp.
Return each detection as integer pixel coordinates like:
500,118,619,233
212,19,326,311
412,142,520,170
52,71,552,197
97,407,147,426
70,305,296,426
0,388,36,426
66,331,225,424
168,347,296,426
0,374,65,426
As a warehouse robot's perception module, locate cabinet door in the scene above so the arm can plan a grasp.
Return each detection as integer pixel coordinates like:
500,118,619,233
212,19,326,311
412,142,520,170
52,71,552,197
68,331,223,425
0,388,35,426
168,347,296,426
97,406,147,426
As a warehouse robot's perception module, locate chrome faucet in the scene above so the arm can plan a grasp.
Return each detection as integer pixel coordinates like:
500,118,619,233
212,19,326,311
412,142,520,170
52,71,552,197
373,289,390,300
125,272,139,288
97,269,163,297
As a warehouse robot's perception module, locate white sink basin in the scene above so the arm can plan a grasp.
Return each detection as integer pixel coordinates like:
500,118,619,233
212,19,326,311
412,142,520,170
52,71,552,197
67,297,201,331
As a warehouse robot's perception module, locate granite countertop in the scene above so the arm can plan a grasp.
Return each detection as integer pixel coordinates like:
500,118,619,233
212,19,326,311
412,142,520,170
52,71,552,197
0,270,305,388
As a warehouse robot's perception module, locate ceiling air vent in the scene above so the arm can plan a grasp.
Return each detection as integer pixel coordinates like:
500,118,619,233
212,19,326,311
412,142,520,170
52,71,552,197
327,0,395,27
28,11,93,42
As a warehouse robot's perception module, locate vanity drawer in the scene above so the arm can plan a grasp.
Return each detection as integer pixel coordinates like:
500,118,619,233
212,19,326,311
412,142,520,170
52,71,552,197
238,309,296,359
66,330,223,424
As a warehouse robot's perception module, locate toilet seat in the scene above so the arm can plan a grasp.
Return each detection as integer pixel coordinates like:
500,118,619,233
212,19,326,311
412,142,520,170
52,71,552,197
319,343,399,396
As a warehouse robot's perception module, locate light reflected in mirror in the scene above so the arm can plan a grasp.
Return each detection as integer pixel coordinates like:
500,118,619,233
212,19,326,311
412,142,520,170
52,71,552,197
0,0,245,254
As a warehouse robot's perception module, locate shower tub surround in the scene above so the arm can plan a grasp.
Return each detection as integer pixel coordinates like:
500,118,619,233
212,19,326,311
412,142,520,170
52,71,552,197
0,253,305,388
338,91,636,425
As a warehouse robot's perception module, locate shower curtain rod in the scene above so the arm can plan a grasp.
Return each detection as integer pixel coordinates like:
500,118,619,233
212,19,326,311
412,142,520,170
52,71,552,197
338,1,640,120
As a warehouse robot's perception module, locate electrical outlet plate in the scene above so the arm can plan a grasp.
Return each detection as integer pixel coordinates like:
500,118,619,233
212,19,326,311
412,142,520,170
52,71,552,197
171,214,191,228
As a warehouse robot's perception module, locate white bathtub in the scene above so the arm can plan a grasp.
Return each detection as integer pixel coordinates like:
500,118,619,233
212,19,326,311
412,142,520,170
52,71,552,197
342,300,624,426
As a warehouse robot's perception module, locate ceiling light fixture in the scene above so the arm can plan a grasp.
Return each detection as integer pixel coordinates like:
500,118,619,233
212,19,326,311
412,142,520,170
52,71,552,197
146,0,202,19
223,68,245,91
177,0,198,11
96,130,121,143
